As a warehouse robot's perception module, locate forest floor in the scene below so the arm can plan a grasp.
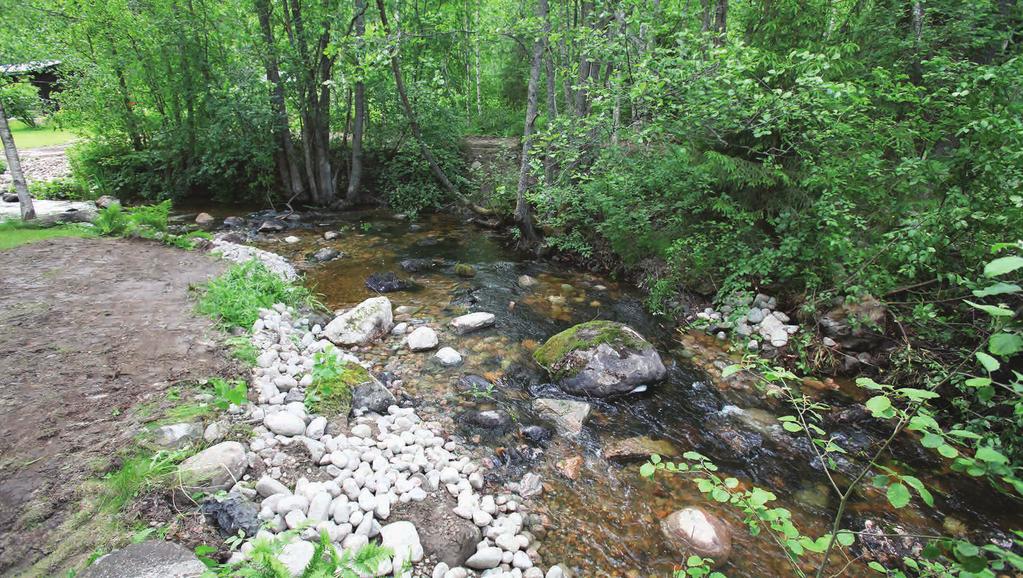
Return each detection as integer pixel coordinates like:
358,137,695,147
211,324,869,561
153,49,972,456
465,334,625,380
0,237,236,576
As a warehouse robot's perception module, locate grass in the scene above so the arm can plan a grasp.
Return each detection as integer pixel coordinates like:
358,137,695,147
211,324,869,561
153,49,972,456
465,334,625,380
99,449,191,513
8,116,78,147
305,348,367,416
197,260,318,329
8,118,78,149
0,220,96,250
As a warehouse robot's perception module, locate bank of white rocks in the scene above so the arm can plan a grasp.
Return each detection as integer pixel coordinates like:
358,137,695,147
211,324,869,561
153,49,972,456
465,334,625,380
695,292,799,351
224,302,565,578
211,238,298,280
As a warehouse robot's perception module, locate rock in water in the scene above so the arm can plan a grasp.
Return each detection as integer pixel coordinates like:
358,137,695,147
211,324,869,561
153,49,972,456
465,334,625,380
195,212,215,228
177,441,247,493
406,326,439,351
222,216,245,228
435,347,463,366
450,312,495,334
323,296,393,346
454,263,476,278
365,271,415,293
533,320,666,397
661,507,733,564
310,247,340,262
460,409,512,430
603,436,678,462
517,274,538,288
200,495,261,538
77,541,206,578
532,398,592,436
350,374,396,414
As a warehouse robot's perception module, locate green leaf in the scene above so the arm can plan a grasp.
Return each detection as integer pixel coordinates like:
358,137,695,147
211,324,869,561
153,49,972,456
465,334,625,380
901,476,934,507
639,462,656,478
984,255,1023,277
856,377,886,390
976,351,1001,372
886,482,911,508
989,333,1023,356
896,388,939,401
965,300,1015,317
650,454,662,464
973,282,1022,297
964,377,993,388
976,446,1008,464
938,444,960,458
864,395,892,417
836,532,856,546
721,364,742,378
782,421,803,432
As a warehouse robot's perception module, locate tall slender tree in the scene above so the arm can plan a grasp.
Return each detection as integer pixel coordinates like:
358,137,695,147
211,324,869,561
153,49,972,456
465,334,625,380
0,99,35,220
514,0,547,246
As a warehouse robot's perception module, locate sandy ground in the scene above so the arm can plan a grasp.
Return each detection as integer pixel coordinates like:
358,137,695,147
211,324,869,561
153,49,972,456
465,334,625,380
0,237,235,575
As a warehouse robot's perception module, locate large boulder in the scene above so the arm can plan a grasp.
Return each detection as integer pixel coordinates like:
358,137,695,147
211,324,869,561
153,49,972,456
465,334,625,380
661,507,732,564
78,541,206,578
533,321,666,397
323,296,394,346
391,492,480,568
818,295,886,351
176,441,247,493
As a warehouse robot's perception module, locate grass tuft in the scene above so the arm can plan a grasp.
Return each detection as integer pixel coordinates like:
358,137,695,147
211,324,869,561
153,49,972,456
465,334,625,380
196,260,317,330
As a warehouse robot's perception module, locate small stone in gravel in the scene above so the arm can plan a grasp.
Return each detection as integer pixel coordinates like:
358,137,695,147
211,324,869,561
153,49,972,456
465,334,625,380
265,412,307,436
284,235,300,244
256,476,291,498
465,547,503,570
279,540,315,576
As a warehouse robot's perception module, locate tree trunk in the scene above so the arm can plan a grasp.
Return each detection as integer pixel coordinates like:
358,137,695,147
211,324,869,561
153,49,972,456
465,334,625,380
574,1,594,117
713,0,728,46
375,0,459,196
542,1,558,183
347,0,367,203
515,0,547,247
255,0,305,199
0,101,36,220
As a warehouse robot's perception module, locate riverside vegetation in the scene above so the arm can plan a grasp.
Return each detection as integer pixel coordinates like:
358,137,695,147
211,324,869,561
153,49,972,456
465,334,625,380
1,0,1022,575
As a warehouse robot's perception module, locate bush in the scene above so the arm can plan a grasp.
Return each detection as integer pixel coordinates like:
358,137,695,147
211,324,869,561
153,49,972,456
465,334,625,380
196,260,316,329
0,82,44,126
93,200,170,236
28,178,93,201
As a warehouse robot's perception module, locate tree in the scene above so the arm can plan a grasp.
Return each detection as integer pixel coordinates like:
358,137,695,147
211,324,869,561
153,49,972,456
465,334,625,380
346,0,367,204
0,99,36,220
514,0,546,247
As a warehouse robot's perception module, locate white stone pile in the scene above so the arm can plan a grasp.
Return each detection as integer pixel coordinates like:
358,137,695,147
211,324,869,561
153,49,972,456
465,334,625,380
211,237,298,280
230,303,565,578
696,292,799,351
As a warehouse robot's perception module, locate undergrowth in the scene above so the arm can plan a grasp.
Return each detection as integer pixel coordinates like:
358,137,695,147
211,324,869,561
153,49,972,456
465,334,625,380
199,529,396,577
196,260,317,330
304,347,365,416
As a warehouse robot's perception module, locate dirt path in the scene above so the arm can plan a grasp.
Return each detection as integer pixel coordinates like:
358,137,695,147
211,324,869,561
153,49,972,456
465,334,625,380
0,237,235,575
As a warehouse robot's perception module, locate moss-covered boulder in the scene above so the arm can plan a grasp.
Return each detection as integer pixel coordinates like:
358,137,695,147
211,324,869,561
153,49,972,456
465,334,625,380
533,320,666,397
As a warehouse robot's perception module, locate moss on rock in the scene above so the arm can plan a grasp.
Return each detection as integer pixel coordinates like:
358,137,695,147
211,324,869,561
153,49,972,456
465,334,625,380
306,362,369,416
533,320,649,379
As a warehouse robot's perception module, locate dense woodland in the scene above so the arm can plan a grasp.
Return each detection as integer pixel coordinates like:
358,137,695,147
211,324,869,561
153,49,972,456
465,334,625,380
2,0,1023,575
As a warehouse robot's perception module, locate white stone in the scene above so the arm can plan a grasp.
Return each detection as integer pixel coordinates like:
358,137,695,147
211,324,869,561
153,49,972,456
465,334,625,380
380,521,424,573
435,347,463,366
450,312,496,334
465,547,503,570
406,326,439,351
264,412,306,437
306,416,327,439
256,476,291,498
323,297,394,346
279,540,315,577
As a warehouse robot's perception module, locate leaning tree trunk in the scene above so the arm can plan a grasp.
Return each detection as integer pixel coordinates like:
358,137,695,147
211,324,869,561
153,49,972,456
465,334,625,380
347,0,367,203
0,101,36,220
375,0,459,196
514,0,547,247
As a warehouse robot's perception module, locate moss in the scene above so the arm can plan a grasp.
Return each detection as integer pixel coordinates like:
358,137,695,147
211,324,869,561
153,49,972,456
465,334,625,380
533,320,648,378
454,263,477,278
306,362,369,416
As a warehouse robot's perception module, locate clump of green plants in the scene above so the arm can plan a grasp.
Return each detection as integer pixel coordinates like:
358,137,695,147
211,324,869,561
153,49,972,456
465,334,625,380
99,449,192,513
209,378,248,410
225,336,259,367
198,529,395,577
28,178,92,201
305,347,368,416
93,199,170,236
196,260,316,329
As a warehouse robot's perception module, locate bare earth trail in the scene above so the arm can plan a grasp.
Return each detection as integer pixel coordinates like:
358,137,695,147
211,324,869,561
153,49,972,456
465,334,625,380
0,237,235,575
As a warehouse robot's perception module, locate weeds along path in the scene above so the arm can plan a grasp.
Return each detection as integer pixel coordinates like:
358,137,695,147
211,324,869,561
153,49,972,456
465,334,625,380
0,237,235,575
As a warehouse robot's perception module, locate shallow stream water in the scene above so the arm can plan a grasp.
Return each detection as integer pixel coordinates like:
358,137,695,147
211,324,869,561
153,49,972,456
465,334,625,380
181,206,1023,577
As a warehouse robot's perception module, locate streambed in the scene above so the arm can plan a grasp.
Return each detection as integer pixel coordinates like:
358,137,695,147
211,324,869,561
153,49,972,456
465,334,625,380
185,207,1022,576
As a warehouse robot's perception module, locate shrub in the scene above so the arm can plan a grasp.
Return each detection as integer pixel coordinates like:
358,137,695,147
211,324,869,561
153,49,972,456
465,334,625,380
28,178,93,201
196,260,316,330
93,200,170,237
0,82,44,126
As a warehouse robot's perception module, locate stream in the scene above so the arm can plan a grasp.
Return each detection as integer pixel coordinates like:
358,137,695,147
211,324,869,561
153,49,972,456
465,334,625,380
178,206,1022,576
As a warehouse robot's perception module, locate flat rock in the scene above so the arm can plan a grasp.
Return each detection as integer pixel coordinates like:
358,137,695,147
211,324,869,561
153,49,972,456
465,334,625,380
435,347,463,366
603,436,677,462
264,412,307,436
392,491,480,567
407,326,439,351
151,422,202,449
450,312,495,334
661,507,732,564
77,541,206,578
532,398,591,436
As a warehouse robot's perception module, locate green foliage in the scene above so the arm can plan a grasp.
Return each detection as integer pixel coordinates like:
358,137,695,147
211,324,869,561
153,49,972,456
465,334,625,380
199,530,394,578
93,200,170,237
208,378,248,411
28,178,93,201
100,449,192,513
226,336,259,367
196,260,315,330
0,81,44,126
305,347,364,416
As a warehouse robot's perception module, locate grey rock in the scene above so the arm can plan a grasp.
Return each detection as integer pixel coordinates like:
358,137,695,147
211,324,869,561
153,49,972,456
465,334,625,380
195,212,215,227
407,326,439,351
151,422,202,449
222,216,245,228
533,399,591,436
323,296,393,346
517,275,538,288
310,247,340,262
256,476,291,498
351,375,396,414
177,441,247,492
366,271,415,293
450,312,496,334
747,308,766,324
200,495,261,538
94,195,120,209
466,547,503,570
77,541,206,578
264,412,307,436
435,347,463,366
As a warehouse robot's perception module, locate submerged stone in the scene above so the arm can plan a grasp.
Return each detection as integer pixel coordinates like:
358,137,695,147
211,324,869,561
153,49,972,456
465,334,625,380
661,507,732,564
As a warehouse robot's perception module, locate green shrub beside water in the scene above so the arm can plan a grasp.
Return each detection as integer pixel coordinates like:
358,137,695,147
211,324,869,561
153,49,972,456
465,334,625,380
196,260,316,330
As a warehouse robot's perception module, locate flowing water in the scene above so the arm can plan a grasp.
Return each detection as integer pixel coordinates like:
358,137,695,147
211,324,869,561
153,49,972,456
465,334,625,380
181,206,1023,576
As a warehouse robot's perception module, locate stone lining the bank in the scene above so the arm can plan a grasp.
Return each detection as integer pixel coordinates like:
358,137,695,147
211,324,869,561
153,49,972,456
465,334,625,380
210,238,298,280
221,303,565,578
